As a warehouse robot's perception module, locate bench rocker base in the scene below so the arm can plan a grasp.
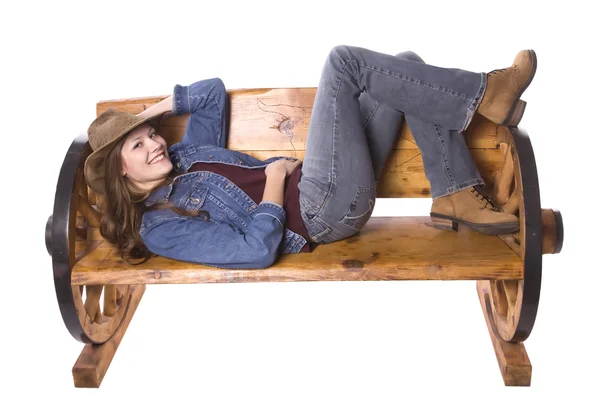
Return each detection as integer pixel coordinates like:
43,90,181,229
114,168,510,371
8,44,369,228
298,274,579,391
72,285,145,388
46,88,563,388
67,283,533,388
477,281,532,386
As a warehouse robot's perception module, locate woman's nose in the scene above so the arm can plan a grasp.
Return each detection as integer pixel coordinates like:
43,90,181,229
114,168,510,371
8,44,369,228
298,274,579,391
149,139,161,152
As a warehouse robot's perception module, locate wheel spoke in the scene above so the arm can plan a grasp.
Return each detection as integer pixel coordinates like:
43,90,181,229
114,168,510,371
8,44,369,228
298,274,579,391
493,140,514,205
502,280,519,322
84,285,103,321
77,195,101,228
103,285,117,317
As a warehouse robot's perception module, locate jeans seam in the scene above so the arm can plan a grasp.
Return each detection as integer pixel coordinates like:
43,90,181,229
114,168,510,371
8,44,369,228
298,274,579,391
363,100,382,130
432,124,455,188
339,58,477,101
186,86,190,113
432,178,485,199
460,72,487,132
316,60,350,220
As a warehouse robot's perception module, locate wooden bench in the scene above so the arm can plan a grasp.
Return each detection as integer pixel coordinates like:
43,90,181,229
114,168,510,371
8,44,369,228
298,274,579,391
45,87,563,388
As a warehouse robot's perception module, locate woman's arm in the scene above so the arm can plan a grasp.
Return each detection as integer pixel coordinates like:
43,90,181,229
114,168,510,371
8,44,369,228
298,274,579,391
262,168,286,207
140,200,287,269
137,95,173,120
175,78,228,148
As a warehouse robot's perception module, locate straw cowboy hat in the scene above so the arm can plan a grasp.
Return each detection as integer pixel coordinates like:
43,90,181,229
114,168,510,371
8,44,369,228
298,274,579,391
84,108,166,194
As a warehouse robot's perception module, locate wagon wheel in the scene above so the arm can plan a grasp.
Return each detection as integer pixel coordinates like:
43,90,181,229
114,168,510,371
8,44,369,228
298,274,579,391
477,126,563,343
46,133,132,344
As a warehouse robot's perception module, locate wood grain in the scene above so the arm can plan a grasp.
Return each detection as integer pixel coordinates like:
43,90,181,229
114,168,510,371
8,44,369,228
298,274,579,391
476,280,532,386
93,90,502,200
58,86,552,387
72,216,522,285
72,285,145,388
541,208,557,254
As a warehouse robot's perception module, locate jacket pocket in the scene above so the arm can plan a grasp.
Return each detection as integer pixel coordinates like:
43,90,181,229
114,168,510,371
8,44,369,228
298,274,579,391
339,185,375,231
184,187,209,211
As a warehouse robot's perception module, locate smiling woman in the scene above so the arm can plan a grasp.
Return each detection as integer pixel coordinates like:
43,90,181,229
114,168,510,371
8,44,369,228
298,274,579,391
119,124,173,192
85,108,213,265
82,79,302,266
83,46,538,270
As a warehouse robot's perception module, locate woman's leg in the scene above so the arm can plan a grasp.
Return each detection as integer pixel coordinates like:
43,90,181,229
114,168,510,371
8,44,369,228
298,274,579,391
298,45,487,243
355,51,524,238
402,113,485,199
359,51,484,198
359,50,420,183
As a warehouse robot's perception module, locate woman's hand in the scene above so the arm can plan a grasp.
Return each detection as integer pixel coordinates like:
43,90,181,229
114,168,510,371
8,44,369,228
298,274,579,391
265,159,302,178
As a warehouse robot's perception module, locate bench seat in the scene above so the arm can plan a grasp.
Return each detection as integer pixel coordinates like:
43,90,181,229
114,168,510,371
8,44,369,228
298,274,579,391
72,216,522,285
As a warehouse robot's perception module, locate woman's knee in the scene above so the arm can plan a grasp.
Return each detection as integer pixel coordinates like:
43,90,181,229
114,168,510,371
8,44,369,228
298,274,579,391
328,45,354,63
394,50,424,63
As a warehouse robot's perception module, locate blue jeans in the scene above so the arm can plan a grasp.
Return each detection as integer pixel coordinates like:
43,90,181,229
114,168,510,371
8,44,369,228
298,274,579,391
298,45,487,244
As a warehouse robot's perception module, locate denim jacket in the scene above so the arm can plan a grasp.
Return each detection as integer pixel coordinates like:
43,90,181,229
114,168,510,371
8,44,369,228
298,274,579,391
139,77,307,269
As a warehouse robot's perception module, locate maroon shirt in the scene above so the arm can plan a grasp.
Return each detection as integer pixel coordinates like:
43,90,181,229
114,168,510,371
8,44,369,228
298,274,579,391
186,162,317,252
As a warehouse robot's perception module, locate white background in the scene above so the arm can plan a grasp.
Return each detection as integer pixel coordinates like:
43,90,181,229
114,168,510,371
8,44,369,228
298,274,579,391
1,0,598,399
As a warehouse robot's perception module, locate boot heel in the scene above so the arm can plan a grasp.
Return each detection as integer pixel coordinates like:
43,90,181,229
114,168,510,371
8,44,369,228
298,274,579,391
429,215,458,232
502,99,527,126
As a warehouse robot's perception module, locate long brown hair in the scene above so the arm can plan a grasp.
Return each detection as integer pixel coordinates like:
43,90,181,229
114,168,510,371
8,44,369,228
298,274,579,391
98,136,210,265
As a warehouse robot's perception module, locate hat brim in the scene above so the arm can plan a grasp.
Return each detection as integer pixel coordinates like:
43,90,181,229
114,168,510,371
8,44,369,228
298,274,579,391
84,111,168,195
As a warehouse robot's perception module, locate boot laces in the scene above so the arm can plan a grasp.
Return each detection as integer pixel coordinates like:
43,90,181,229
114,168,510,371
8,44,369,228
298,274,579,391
488,65,517,75
470,185,501,211
488,67,508,75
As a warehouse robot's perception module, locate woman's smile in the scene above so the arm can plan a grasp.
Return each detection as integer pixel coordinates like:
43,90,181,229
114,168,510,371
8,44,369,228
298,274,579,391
149,152,166,164
120,123,173,192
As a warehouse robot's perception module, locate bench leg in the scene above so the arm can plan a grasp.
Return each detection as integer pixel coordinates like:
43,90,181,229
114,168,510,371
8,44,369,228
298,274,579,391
72,284,146,388
476,281,532,386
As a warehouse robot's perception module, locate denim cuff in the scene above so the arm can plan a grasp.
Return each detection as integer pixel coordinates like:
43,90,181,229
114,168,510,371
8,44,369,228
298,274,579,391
431,177,486,199
460,72,487,132
255,201,287,228
172,84,188,116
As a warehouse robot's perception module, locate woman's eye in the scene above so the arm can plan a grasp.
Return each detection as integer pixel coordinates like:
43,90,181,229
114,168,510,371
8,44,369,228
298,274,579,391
133,132,156,149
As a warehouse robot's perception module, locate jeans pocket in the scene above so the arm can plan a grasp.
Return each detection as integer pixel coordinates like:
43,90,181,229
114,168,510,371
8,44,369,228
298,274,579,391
339,186,375,231
307,215,332,244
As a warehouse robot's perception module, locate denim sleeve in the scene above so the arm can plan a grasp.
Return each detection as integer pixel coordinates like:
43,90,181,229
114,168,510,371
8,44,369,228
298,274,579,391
173,77,229,148
141,201,287,269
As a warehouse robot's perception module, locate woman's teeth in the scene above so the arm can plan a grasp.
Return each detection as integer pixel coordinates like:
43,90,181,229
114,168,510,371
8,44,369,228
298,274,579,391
150,153,165,164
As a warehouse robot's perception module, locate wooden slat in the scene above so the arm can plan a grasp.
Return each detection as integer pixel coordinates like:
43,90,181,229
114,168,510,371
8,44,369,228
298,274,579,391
238,148,503,198
73,285,145,388
97,90,499,149
95,90,502,199
476,281,532,386
72,216,522,285
97,95,167,116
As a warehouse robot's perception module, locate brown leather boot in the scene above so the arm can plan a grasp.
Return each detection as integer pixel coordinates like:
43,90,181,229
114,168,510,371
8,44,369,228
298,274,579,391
477,50,537,126
429,185,519,235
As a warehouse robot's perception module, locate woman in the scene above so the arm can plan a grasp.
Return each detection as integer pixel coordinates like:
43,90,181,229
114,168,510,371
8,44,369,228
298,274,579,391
83,45,536,268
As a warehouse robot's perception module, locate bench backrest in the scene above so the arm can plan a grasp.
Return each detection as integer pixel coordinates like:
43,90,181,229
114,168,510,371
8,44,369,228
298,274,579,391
95,88,502,199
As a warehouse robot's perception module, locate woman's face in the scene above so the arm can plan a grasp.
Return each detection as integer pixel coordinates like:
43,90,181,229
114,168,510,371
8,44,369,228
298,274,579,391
120,123,173,191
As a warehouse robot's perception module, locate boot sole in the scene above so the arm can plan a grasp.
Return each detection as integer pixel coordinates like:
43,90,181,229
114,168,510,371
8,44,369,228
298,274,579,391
429,212,520,235
501,49,538,126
